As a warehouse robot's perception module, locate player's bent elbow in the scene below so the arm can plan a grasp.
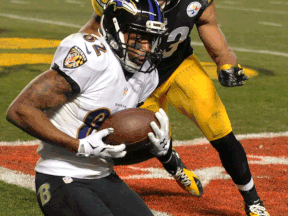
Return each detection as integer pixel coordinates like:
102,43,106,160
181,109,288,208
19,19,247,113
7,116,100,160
6,106,18,126
6,102,26,126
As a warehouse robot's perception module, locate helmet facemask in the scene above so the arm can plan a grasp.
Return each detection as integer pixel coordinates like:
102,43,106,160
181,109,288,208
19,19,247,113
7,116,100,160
158,0,170,10
116,20,165,73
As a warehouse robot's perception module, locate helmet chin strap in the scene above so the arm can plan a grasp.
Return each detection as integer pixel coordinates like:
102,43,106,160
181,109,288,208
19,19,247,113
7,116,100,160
99,15,106,38
162,0,180,12
101,14,159,73
159,0,171,10
100,16,139,73
112,17,125,49
99,15,121,52
151,37,160,53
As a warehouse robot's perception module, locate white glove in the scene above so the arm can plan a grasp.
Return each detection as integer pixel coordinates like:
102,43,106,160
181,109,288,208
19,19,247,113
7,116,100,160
148,108,171,156
77,128,127,158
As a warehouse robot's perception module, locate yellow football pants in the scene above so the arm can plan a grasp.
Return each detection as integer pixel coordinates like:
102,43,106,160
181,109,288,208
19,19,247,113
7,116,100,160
141,54,232,141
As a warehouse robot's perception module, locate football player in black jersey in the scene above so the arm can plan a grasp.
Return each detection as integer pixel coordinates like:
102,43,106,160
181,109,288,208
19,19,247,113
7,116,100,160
79,1,269,215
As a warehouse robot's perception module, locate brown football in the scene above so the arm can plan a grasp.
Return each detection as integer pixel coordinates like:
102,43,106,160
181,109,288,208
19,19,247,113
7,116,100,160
99,108,160,152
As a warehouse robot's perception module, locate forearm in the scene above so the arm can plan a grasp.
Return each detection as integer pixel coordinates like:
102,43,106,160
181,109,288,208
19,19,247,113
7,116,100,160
199,25,237,72
210,43,237,72
196,2,238,73
7,104,79,153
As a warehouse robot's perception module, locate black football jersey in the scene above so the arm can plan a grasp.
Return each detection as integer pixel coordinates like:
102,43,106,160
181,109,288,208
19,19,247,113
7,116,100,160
157,0,213,85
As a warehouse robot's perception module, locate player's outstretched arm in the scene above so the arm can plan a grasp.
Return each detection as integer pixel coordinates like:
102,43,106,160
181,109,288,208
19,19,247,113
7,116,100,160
6,69,80,152
196,2,248,87
196,2,237,70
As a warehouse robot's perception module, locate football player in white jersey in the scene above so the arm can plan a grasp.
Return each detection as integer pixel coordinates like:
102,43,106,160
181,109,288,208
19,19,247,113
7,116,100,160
6,0,169,215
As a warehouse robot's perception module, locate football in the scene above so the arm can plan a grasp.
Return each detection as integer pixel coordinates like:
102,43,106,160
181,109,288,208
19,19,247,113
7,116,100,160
99,108,160,152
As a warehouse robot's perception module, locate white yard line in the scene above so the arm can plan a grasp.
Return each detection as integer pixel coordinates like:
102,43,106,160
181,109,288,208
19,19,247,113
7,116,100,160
1,12,287,57
258,21,283,27
65,0,85,7
229,47,288,57
221,1,241,5
0,140,40,146
270,1,282,5
1,131,288,147
65,0,84,4
11,0,30,4
190,41,288,58
0,13,83,28
174,131,288,146
0,166,35,191
216,5,288,15
270,1,288,5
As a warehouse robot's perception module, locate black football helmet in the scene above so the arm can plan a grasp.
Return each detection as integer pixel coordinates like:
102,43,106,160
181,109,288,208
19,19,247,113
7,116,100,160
100,0,167,73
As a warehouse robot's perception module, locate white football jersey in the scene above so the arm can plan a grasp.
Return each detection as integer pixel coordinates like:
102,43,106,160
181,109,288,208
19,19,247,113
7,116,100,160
35,33,159,179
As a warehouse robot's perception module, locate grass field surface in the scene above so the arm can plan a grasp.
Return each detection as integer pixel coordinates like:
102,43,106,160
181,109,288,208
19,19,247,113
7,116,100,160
0,0,287,215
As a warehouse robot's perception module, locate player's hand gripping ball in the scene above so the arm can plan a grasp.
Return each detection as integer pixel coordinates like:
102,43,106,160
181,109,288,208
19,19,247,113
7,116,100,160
99,108,160,153
77,128,126,158
148,108,171,156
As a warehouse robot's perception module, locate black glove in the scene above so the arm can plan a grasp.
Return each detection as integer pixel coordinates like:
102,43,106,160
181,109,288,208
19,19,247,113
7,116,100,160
218,64,249,87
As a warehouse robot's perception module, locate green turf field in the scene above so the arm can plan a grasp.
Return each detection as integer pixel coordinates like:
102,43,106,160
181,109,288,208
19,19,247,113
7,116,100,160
0,0,287,215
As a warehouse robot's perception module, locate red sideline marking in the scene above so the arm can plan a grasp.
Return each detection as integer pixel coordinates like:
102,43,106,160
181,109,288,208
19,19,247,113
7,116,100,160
0,137,287,215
